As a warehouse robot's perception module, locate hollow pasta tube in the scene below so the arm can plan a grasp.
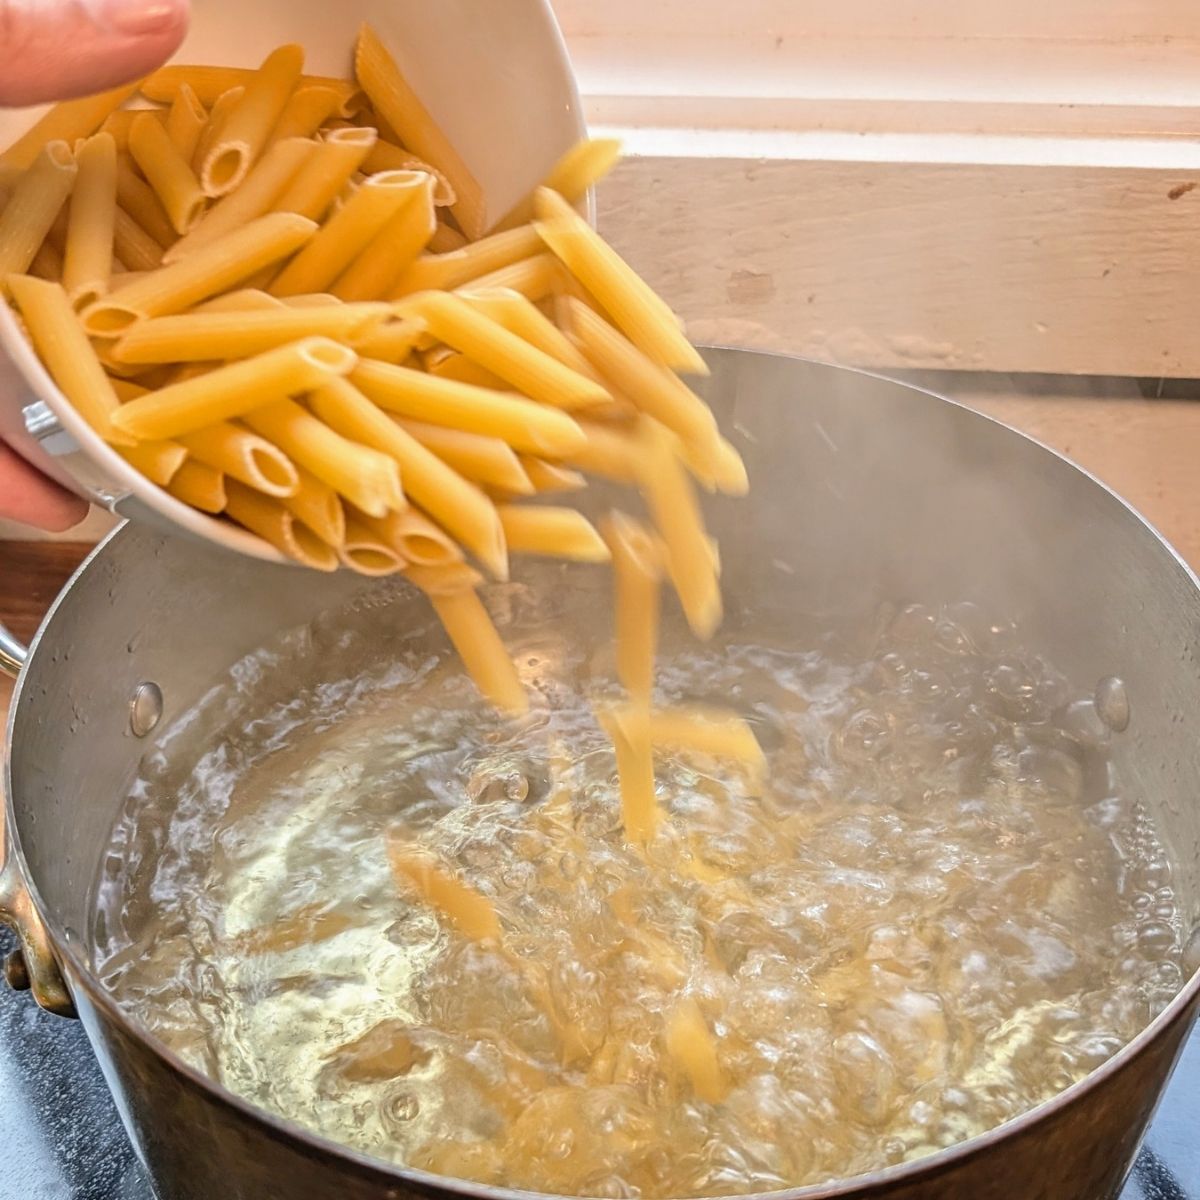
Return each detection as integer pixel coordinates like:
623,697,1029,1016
386,837,502,941
190,86,244,175
596,702,657,845
116,439,187,485
113,209,165,272
178,421,298,497
115,155,176,247
166,459,226,513
600,512,663,700
391,225,541,296
427,588,527,716
394,417,532,494
0,84,137,169
62,133,117,309
281,465,345,547
491,137,622,233
266,86,342,146
0,142,77,284
498,505,609,563
461,286,596,378
224,479,338,570
645,706,765,778
165,84,207,162
129,112,206,235
271,126,375,220
665,998,729,1104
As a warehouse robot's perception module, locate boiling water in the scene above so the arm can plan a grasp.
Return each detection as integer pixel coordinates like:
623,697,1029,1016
92,586,1184,1197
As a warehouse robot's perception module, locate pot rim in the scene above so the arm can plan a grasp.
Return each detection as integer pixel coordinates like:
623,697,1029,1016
6,348,1200,1200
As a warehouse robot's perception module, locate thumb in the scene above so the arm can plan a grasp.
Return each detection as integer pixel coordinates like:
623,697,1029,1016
0,0,190,107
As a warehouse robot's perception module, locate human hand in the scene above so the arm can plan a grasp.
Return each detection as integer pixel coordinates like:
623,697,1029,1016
0,0,189,529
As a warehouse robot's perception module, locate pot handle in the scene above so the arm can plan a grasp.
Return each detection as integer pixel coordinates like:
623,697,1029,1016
0,624,74,1015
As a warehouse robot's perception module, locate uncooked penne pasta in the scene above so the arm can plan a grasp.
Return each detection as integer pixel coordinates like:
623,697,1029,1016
61,133,117,308
425,349,506,390
340,516,406,576
0,141,77,285
82,211,317,334
491,137,622,233
536,187,707,375
115,438,187,485
351,316,425,363
115,156,178,247
665,998,729,1104
165,85,208,162
178,421,299,497
571,418,639,483
361,139,455,206
113,209,165,272
330,172,436,301
143,67,360,116
111,336,355,439
244,397,403,517
166,458,226,512
6,275,128,443
428,588,527,716
645,707,765,776
310,377,508,579
282,465,345,547
271,170,424,296
678,431,749,497
386,839,502,941
428,222,467,253
190,86,244,175
366,508,462,566
113,302,388,362
403,562,484,596
462,286,596,378
266,86,342,146
0,84,137,170
224,479,339,571
355,24,485,237
519,457,586,494
392,225,542,295
596,703,657,844
200,44,304,195
638,419,721,640
497,505,609,563
99,109,155,153
395,417,533,494
462,253,561,303
601,512,663,700
167,137,310,263
565,297,719,466
352,359,586,457
129,112,206,235
400,292,610,411
272,126,375,220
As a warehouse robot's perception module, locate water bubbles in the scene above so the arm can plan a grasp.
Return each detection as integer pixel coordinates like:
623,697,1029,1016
1093,676,1130,733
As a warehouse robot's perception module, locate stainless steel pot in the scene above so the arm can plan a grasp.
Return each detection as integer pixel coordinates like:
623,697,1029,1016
1,350,1198,1200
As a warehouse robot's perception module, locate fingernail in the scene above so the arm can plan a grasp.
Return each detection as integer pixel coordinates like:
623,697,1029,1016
84,0,185,35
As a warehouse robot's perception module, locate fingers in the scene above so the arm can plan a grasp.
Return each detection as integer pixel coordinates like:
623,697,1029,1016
0,0,190,107
0,442,88,531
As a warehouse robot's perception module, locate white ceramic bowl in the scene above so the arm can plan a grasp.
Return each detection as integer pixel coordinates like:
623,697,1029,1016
0,0,585,562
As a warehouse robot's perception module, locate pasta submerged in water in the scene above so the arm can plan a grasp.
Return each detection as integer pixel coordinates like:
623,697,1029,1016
0,25,753,840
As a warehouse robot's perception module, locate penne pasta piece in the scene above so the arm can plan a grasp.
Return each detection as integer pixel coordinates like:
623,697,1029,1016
113,302,388,362
564,297,720,467
491,137,623,233
461,286,596,377
427,221,467,253
678,431,749,497
330,172,436,301
399,292,610,411
6,275,128,442
165,85,208,162
361,138,455,205
596,702,657,844
519,457,586,494
386,838,502,941
310,378,507,579
115,155,178,247
535,187,708,375
352,359,586,457
61,132,118,307
272,126,375,221
497,505,609,563
166,458,226,512
271,170,426,297
365,507,462,565
143,67,360,115
351,316,425,363
113,208,165,272
200,45,305,196
0,142,78,285
395,417,532,494
0,84,138,169
266,86,342,146
425,348,506,390
178,421,298,497
115,438,187,485
391,225,542,296
462,252,561,303
82,211,318,334
427,588,527,715
28,241,63,281
571,418,640,483
638,419,721,639
129,112,207,235
645,706,765,778
190,86,244,175
402,561,483,596
665,998,729,1104
111,336,354,439
244,397,403,517
224,478,338,570
167,137,311,263
600,512,663,700
99,108,160,153
355,23,485,237
282,465,345,547
340,515,406,576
